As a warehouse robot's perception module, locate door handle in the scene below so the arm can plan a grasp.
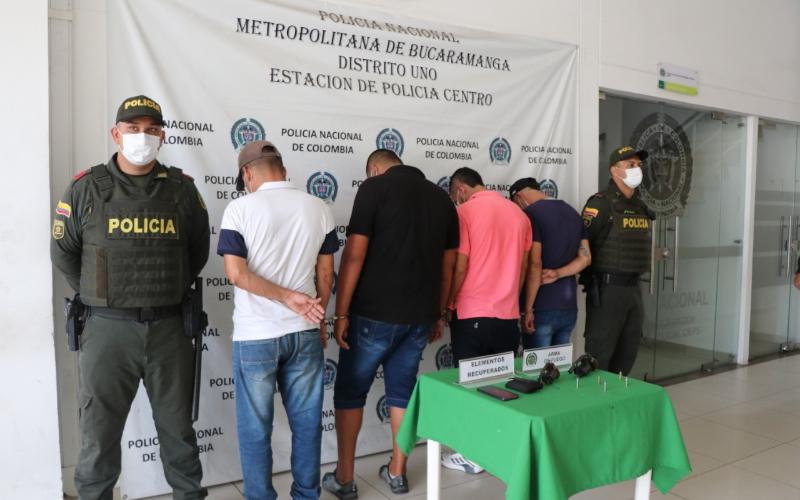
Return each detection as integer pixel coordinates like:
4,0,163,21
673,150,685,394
787,216,794,277
647,219,656,295
780,216,787,277
672,217,679,292
663,217,679,292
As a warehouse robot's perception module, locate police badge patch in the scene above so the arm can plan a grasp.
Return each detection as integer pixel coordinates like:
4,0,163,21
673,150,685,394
375,128,405,157
52,219,65,239
629,112,694,219
489,137,512,166
230,118,265,151
306,172,338,204
323,359,338,390
376,395,391,424
437,176,450,193
539,179,558,199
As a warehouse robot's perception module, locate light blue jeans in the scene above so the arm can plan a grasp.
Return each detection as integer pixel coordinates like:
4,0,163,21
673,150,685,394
233,329,324,500
522,309,578,349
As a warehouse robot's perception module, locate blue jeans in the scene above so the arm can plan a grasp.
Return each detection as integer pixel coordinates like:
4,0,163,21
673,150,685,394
232,329,324,500
521,309,577,350
334,314,432,410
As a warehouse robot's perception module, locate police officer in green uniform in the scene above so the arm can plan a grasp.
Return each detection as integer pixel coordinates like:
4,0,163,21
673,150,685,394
51,96,209,500
580,146,653,376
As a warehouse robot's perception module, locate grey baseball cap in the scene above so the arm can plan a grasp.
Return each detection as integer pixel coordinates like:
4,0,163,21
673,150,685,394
236,140,282,191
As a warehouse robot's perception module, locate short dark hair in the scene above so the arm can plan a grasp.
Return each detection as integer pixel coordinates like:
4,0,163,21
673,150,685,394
450,167,484,189
366,149,402,172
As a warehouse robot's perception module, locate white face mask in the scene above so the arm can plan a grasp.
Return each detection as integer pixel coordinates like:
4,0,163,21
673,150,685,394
454,189,467,206
118,130,161,166
620,167,643,189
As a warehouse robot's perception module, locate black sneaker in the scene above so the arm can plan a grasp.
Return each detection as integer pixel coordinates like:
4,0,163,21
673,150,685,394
379,463,409,494
322,470,358,500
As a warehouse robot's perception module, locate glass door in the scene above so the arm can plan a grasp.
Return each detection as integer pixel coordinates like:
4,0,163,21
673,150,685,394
599,96,746,382
750,123,800,359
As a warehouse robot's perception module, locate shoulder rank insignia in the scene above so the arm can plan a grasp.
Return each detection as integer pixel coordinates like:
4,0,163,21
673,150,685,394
74,170,89,181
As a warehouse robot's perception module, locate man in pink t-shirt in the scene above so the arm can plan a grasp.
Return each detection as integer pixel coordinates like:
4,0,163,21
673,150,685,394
440,167,531,476
445,167,532,365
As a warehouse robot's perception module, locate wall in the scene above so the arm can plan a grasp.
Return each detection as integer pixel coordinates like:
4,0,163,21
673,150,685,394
600,0,800,124
0,1,63,499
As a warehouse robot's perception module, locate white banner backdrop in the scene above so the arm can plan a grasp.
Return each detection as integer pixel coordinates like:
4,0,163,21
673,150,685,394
108,1,577,497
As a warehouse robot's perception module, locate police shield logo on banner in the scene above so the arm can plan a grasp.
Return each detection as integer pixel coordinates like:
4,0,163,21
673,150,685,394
436,343,454,371
323,359,338,390
230,118,266,151
540,179,558,198
490,137,512,165
376,128,405,157
307,171,339,204
376,395,391,424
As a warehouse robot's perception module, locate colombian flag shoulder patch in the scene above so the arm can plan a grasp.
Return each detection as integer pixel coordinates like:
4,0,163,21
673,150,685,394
583,208,599,218
56,201,72,218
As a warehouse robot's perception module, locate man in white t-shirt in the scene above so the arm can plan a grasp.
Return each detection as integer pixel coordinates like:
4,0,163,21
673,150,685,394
217,140,338,500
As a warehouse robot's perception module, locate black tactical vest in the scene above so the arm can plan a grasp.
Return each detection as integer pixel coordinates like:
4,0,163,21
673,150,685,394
593,192,652,275
79,163,191,308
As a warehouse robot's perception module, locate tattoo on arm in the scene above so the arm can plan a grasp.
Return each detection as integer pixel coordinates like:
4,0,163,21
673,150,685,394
580,243,589,258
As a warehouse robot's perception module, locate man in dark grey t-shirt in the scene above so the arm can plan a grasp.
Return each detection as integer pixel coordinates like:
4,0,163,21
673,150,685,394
322,149,459,498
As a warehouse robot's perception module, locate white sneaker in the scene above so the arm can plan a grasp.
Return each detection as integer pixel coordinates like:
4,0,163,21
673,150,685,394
441,452,484,474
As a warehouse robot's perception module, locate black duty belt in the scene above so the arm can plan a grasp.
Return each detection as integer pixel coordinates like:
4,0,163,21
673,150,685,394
87,304,182,322
599,273,641,286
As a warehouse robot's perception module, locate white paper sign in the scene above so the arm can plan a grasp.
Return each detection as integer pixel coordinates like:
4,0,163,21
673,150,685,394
658,62,698,96
522,343,573,372
458,351,515,385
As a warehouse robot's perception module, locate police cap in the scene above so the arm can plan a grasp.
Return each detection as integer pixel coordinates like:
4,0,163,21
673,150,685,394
609,146,649,168
116,95,165,126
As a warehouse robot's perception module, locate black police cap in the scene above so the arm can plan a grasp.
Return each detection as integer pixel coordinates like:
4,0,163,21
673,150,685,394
116,95,165,126
608,146,648,168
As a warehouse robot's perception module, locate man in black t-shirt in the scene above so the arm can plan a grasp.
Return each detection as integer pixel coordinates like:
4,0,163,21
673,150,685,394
322,149,459,498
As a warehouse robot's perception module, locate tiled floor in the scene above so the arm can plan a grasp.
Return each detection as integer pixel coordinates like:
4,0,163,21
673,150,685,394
71,355,800,500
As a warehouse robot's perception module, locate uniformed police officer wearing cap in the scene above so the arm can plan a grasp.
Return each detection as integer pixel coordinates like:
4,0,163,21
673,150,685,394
51,95,209,500
579,146,653,376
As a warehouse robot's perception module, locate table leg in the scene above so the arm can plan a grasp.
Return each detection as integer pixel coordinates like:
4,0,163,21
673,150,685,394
634,469,652,500
427,439,441,500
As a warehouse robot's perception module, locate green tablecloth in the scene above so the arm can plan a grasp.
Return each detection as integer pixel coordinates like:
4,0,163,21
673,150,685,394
396,360,691,500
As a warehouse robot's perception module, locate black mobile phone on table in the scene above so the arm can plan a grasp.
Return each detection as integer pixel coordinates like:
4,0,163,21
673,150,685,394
478,385,519,401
